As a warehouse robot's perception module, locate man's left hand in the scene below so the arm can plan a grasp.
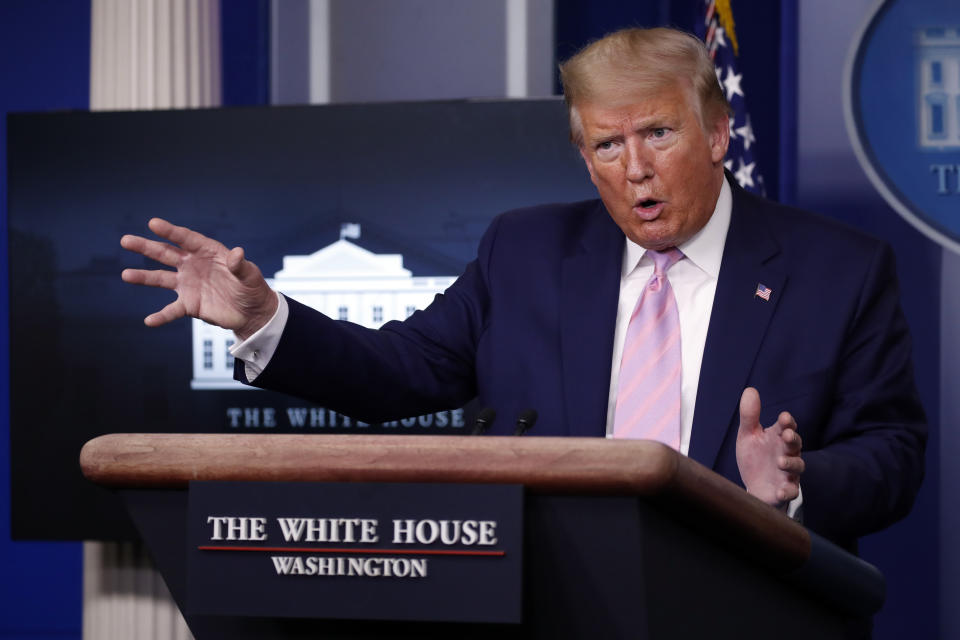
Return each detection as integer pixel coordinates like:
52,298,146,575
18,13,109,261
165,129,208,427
735,387,804,511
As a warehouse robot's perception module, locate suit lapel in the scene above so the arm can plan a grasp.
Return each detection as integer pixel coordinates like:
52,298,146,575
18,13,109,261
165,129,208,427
559,202,624,437
688,186,786,469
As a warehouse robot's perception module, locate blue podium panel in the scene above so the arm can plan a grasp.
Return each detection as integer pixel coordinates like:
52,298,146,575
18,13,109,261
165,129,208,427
186,482,522,623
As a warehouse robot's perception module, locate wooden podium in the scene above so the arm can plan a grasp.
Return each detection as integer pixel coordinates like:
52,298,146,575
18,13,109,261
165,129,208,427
80,434,883,639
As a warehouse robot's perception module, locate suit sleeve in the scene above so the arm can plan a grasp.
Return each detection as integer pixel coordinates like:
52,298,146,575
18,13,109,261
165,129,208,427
800,242,927,543
236,216,503,423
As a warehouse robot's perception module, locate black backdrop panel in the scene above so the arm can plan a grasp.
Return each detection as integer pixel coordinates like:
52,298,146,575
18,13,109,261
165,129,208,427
8,100,596,539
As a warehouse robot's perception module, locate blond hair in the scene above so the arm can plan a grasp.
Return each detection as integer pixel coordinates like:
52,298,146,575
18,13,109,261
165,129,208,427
559,27,730,146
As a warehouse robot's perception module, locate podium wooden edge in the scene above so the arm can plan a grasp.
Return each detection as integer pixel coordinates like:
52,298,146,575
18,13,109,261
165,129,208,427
80,433,811,573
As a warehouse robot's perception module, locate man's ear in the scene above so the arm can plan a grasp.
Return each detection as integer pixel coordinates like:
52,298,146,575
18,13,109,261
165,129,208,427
708,112,730,165
579,146,598,186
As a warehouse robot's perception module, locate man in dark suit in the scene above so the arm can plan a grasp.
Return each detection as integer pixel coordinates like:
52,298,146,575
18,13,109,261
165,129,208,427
121,28,925,550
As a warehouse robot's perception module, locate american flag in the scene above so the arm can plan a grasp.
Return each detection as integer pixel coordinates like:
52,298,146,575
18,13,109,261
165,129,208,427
696,0,765,196
755,283,772,301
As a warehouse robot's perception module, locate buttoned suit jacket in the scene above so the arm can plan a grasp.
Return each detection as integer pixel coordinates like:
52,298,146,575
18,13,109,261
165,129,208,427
245,182,927,550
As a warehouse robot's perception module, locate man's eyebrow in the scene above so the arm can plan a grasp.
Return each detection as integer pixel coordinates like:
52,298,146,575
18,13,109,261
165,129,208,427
586,130,622,146
632,116,670,132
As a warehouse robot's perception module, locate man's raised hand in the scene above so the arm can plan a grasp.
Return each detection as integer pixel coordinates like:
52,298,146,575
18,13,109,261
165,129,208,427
735,387,804,511
120,218,278,339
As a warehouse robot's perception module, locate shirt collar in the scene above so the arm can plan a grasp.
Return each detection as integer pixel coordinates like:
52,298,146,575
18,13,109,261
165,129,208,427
621,176,732,279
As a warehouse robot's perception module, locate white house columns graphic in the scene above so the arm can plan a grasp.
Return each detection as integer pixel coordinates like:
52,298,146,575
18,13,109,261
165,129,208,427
917,27,960,148
191,233,457,390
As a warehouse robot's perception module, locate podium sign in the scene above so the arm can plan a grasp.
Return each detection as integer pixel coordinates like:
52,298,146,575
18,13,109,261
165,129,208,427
186,481,523,623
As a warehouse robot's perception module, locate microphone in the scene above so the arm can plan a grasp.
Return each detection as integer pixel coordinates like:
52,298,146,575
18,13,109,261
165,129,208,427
471,407,497,435
513,409,538,436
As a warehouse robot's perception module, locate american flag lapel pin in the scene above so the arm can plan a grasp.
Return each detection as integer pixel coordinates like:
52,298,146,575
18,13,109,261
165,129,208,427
754,283,772,301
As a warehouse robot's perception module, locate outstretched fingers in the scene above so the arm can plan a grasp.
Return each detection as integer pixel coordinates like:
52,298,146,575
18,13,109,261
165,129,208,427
122,219,275,333
737,387,762,436
226,246,247,276
777,454,805,475
775,410,798,433
735,388,806,509
775,413,803,503
121,268,178,290
148,217,215,253
776,483,800,504
144,298,187,327
781,424,803,456
776,412,803,470
120,233,184,268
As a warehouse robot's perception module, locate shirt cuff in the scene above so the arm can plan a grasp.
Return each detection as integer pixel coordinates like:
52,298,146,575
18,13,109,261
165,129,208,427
229,291,288,382
786,485,803,521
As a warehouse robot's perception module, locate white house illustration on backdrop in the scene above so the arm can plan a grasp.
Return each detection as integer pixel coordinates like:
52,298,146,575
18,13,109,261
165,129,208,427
917,26,960,148
191,225,457,390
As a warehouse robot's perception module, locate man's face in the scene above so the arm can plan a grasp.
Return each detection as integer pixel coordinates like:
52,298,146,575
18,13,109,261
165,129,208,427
576,82,729,250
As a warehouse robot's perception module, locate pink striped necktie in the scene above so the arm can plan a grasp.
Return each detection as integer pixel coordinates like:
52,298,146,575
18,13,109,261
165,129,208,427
613,248,684,449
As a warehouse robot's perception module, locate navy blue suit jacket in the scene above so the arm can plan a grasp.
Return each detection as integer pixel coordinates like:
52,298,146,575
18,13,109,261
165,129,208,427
248,183,926,549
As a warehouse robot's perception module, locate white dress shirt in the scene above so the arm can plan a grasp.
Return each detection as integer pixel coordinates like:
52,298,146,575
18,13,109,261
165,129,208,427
604,178,732,455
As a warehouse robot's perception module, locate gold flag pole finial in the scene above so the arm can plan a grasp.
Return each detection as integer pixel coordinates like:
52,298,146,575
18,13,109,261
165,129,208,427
715,0,739,56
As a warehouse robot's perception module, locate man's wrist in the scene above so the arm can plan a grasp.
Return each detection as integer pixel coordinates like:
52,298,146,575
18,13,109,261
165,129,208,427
235,292,280,341
231,292,288,382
